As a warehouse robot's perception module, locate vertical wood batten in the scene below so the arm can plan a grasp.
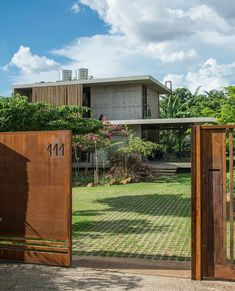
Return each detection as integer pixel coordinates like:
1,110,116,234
229,129,234,262
32,85,83,106
191,126,202,280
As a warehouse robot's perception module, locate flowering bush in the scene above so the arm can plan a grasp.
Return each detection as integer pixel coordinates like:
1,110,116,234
73,121,127,152
106,127,160,182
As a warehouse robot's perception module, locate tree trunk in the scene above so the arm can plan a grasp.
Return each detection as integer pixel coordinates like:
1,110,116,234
94,143,99,185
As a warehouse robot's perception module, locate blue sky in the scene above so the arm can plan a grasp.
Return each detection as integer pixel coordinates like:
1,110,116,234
1,0,235,95
0,0,106,95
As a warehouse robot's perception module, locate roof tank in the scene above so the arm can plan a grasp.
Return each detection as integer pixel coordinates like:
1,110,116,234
76,68,88,80
61,70,72,81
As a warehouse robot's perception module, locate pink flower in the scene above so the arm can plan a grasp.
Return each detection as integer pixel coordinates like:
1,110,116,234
88,134,98,141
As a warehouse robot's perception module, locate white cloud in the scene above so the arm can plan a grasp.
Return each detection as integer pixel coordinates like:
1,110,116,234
81,0,193,42
53,35,154,77
3,1,235,92
200,0,235,19
71,2,81,14
163,74,184,89
185,58,235,92
2,46,61,85
52,34,199,82
163,58,235,92
187,4,230,32
4,45,60,74
148,43,198,62
80,1,235,42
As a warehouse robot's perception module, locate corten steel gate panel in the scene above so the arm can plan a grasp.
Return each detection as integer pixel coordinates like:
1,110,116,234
0,131,72,267
192,125,235,280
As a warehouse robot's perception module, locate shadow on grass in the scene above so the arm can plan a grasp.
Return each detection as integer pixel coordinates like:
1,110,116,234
73,210,104,217
73,218,171,237
72,176,191,261
153,173,191,184
96,193,190,218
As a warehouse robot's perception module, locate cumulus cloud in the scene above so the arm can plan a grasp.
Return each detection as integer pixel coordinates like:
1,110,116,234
80,0,235,42
4,1,235,91
52,34,200,82
52,35,155,77
163,58,235,92
2,46,61,85
200,0,235,19
71,2,81,14
163,74,184,89
185,58,235,92
148,43,198,62
4,45,60,74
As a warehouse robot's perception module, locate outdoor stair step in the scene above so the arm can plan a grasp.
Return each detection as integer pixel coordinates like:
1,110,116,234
151,169,177,173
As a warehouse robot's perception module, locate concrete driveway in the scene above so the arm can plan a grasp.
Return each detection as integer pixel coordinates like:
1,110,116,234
0,258,235,291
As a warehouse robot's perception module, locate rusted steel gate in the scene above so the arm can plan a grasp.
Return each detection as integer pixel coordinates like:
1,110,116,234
192,125,235,280
0,131,72,267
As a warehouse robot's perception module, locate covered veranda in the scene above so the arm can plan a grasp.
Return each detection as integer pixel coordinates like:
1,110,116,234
110,117,216,168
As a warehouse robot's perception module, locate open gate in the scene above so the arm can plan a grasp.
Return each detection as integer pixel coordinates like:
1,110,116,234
192,125,235,280
0,131,72,267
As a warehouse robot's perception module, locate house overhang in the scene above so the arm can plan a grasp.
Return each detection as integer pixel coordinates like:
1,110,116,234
109,117,216,128
13,75,170,94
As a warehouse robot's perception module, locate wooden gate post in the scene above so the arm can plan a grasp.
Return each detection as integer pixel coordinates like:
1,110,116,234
191,125,235,281
191,126,202,280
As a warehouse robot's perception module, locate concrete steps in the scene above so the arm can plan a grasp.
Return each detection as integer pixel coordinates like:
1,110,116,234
151,168,178,176
144,162,191,177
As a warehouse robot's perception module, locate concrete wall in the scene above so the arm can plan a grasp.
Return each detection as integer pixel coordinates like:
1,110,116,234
128,125,142,138
147,87,159,118
91,84,143,120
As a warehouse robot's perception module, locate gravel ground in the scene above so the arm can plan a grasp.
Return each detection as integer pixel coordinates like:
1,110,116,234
1,262,235,291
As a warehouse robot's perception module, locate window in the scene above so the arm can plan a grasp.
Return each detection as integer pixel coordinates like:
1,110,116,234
143,85,147,118
83,87,91,118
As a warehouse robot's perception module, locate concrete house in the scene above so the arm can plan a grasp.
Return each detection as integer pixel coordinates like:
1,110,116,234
13,73,170,136
13,69,215,170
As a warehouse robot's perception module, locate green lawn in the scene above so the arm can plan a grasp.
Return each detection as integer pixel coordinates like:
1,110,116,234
72,174,191,261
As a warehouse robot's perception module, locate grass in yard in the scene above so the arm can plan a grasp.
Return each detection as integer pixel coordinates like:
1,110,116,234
72,174,191,261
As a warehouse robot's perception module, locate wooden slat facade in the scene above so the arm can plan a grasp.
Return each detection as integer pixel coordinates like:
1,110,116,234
32,84,83,106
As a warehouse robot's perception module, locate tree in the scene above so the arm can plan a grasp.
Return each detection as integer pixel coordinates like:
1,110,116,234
73,121,126,184
159,87,228,154
0,94,103,135
160,90,189,154
219,86,235,124
160,92,187,119
107,128,159,181
118,130,158,157
187,89,227,118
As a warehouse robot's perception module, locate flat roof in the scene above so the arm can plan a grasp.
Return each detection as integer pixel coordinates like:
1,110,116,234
109,117,216,126
13,75,170,94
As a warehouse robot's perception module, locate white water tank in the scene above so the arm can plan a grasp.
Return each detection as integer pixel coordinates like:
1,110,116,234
61,70,72,81
76,68,88,80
